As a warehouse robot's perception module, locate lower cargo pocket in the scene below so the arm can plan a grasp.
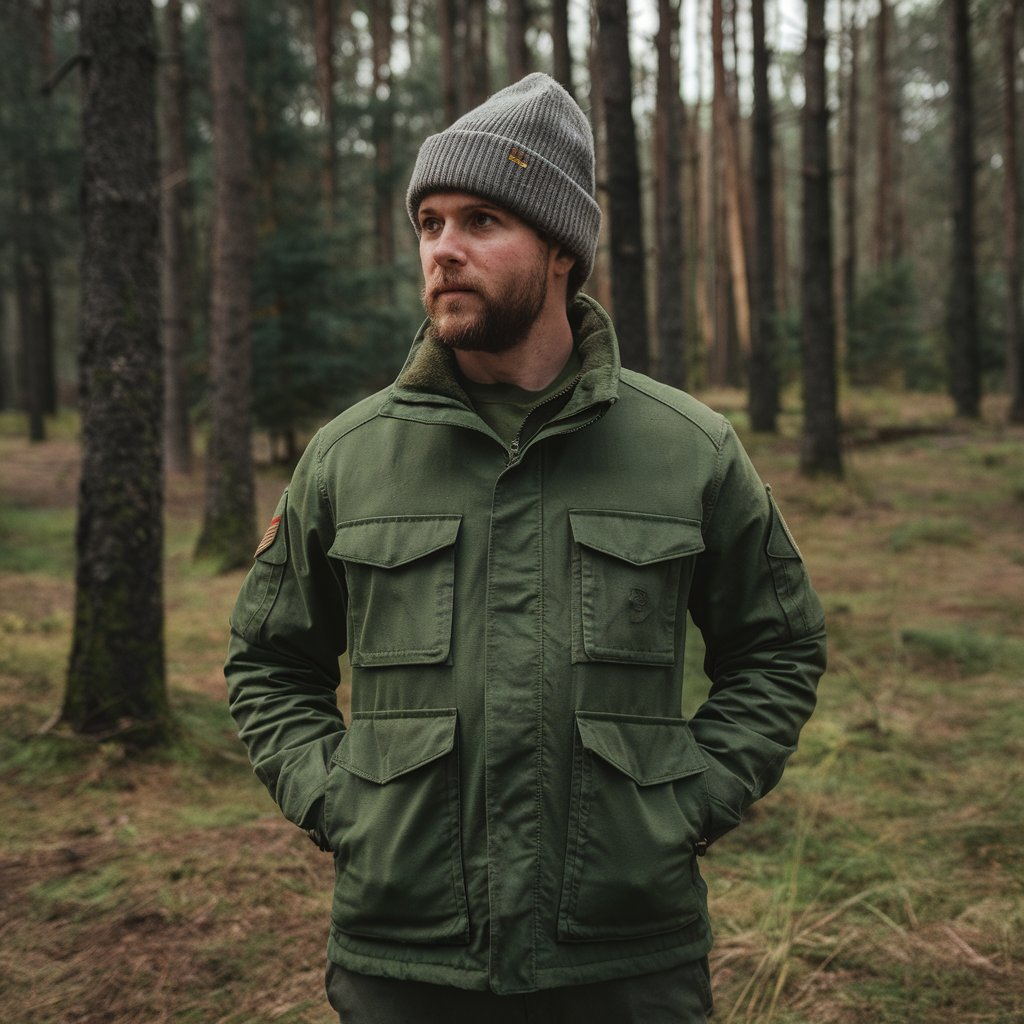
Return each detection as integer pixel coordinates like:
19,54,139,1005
325,709,469,944
558,711,709,941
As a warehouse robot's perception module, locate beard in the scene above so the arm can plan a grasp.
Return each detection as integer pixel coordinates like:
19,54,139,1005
423,252,549,354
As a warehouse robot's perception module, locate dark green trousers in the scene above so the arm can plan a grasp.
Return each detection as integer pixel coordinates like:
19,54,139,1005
326,958,713,1024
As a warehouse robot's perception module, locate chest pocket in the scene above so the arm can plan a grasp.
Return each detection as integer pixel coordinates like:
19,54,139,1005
329,515,461,667
569,510,704,665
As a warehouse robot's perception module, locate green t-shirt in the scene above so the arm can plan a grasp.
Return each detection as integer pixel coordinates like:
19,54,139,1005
460,349,583,448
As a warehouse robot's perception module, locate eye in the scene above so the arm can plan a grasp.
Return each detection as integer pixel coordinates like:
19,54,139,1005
472,210,496,228
420,216,441,234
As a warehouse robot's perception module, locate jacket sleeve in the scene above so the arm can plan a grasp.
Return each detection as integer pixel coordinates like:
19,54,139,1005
224,430,347,844
686,420,827,845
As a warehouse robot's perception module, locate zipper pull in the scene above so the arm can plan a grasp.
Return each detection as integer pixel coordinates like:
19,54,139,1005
507,437,521,464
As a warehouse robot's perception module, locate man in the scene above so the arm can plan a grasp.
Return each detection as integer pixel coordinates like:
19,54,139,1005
226,74,826,1023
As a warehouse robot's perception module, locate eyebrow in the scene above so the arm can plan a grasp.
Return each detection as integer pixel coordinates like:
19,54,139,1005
419,201,503,220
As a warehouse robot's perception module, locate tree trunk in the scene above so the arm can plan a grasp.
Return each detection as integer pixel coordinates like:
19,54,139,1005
195,0,257,568
712,0,750,376
747,0,778,431
693,0,715,372
552,0,573,98
654,0,686,388
873,0,894,268
34,0,57,418
799,0,843,477
9,0,56,439
372,0,394,270
587,1,613,311
15,248,46,442
948,0,980,418
159,0,194,475
63,0,169,743
595,0,649,372
842,0,860,316
464,0,489,108
313,0,338,224
438,0,459,123
1005,0,1024,423
506,0,530,83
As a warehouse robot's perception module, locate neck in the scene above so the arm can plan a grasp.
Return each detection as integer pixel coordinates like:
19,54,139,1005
453,305,574,391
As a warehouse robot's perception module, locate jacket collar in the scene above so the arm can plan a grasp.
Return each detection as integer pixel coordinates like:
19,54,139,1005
386,294,621,421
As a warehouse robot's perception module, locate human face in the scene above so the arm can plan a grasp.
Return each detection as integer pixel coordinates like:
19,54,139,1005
418,193,553,353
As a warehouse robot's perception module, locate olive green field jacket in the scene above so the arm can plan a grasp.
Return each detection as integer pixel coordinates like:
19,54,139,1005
225,295,827,995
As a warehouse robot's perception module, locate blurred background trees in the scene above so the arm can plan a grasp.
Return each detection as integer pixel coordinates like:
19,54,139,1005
1,0,1022,487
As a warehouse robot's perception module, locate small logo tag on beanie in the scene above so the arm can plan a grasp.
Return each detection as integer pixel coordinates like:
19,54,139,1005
507,146,529,169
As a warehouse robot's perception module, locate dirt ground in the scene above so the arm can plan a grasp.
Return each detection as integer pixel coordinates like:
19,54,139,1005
2,394,1022,1023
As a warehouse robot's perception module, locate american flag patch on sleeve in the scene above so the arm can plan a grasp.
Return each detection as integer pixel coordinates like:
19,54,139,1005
254,515,282,558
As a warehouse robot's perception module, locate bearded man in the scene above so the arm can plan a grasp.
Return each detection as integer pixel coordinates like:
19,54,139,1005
226,73,827,1024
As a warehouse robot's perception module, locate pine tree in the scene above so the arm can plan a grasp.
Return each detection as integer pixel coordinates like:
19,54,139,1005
63,0,169,743
800,0,843,476
195,0,257,568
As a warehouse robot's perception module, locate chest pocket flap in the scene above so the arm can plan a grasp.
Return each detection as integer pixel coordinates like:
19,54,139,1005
575,711,707,785
328,515,462,667
329,515,462,568
569,510,704,565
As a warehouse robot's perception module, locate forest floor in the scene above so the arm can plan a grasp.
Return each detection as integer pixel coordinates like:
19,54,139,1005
1,390,1022,1024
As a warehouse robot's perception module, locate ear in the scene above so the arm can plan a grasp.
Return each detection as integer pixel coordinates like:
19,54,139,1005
550,245,576,279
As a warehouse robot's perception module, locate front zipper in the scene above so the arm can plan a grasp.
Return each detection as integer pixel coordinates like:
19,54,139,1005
505,374,585,467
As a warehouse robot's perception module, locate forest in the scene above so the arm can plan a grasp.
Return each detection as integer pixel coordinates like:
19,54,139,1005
1,0,1023,1022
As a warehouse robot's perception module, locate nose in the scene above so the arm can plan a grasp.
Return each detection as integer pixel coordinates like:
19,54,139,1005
429,223,467,268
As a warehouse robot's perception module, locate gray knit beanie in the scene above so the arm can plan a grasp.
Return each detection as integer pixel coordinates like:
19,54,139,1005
407,73,601,285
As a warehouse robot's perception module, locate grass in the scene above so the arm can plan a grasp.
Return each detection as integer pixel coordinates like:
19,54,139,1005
1,394,1023,1023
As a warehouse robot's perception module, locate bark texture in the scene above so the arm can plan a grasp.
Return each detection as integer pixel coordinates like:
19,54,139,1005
195,0,257,568
949,0,981,418
63,0,169,742
654,0,686,388
159,0,194,474
1004,0,1024,423
595,0,649,371
711,0,749,383
842,0,860,317
551,0,574,98
506,0,530,82
372,0,394,269
747,0,778,431
313,0,337,223
800,0,844,476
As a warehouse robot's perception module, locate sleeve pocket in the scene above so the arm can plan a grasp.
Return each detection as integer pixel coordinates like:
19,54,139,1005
765,486,825,638
230,489,289,642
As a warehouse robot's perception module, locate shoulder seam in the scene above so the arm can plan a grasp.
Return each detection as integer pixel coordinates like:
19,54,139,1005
619,375,727,448
704,416,733,528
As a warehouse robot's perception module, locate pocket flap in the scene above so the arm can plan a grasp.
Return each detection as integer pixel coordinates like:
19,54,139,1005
329,515,462,568
333,709,457,784
569,510,704,566
575,711,707,786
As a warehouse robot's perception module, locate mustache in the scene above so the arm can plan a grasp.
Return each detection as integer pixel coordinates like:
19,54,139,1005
425,270,479,300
